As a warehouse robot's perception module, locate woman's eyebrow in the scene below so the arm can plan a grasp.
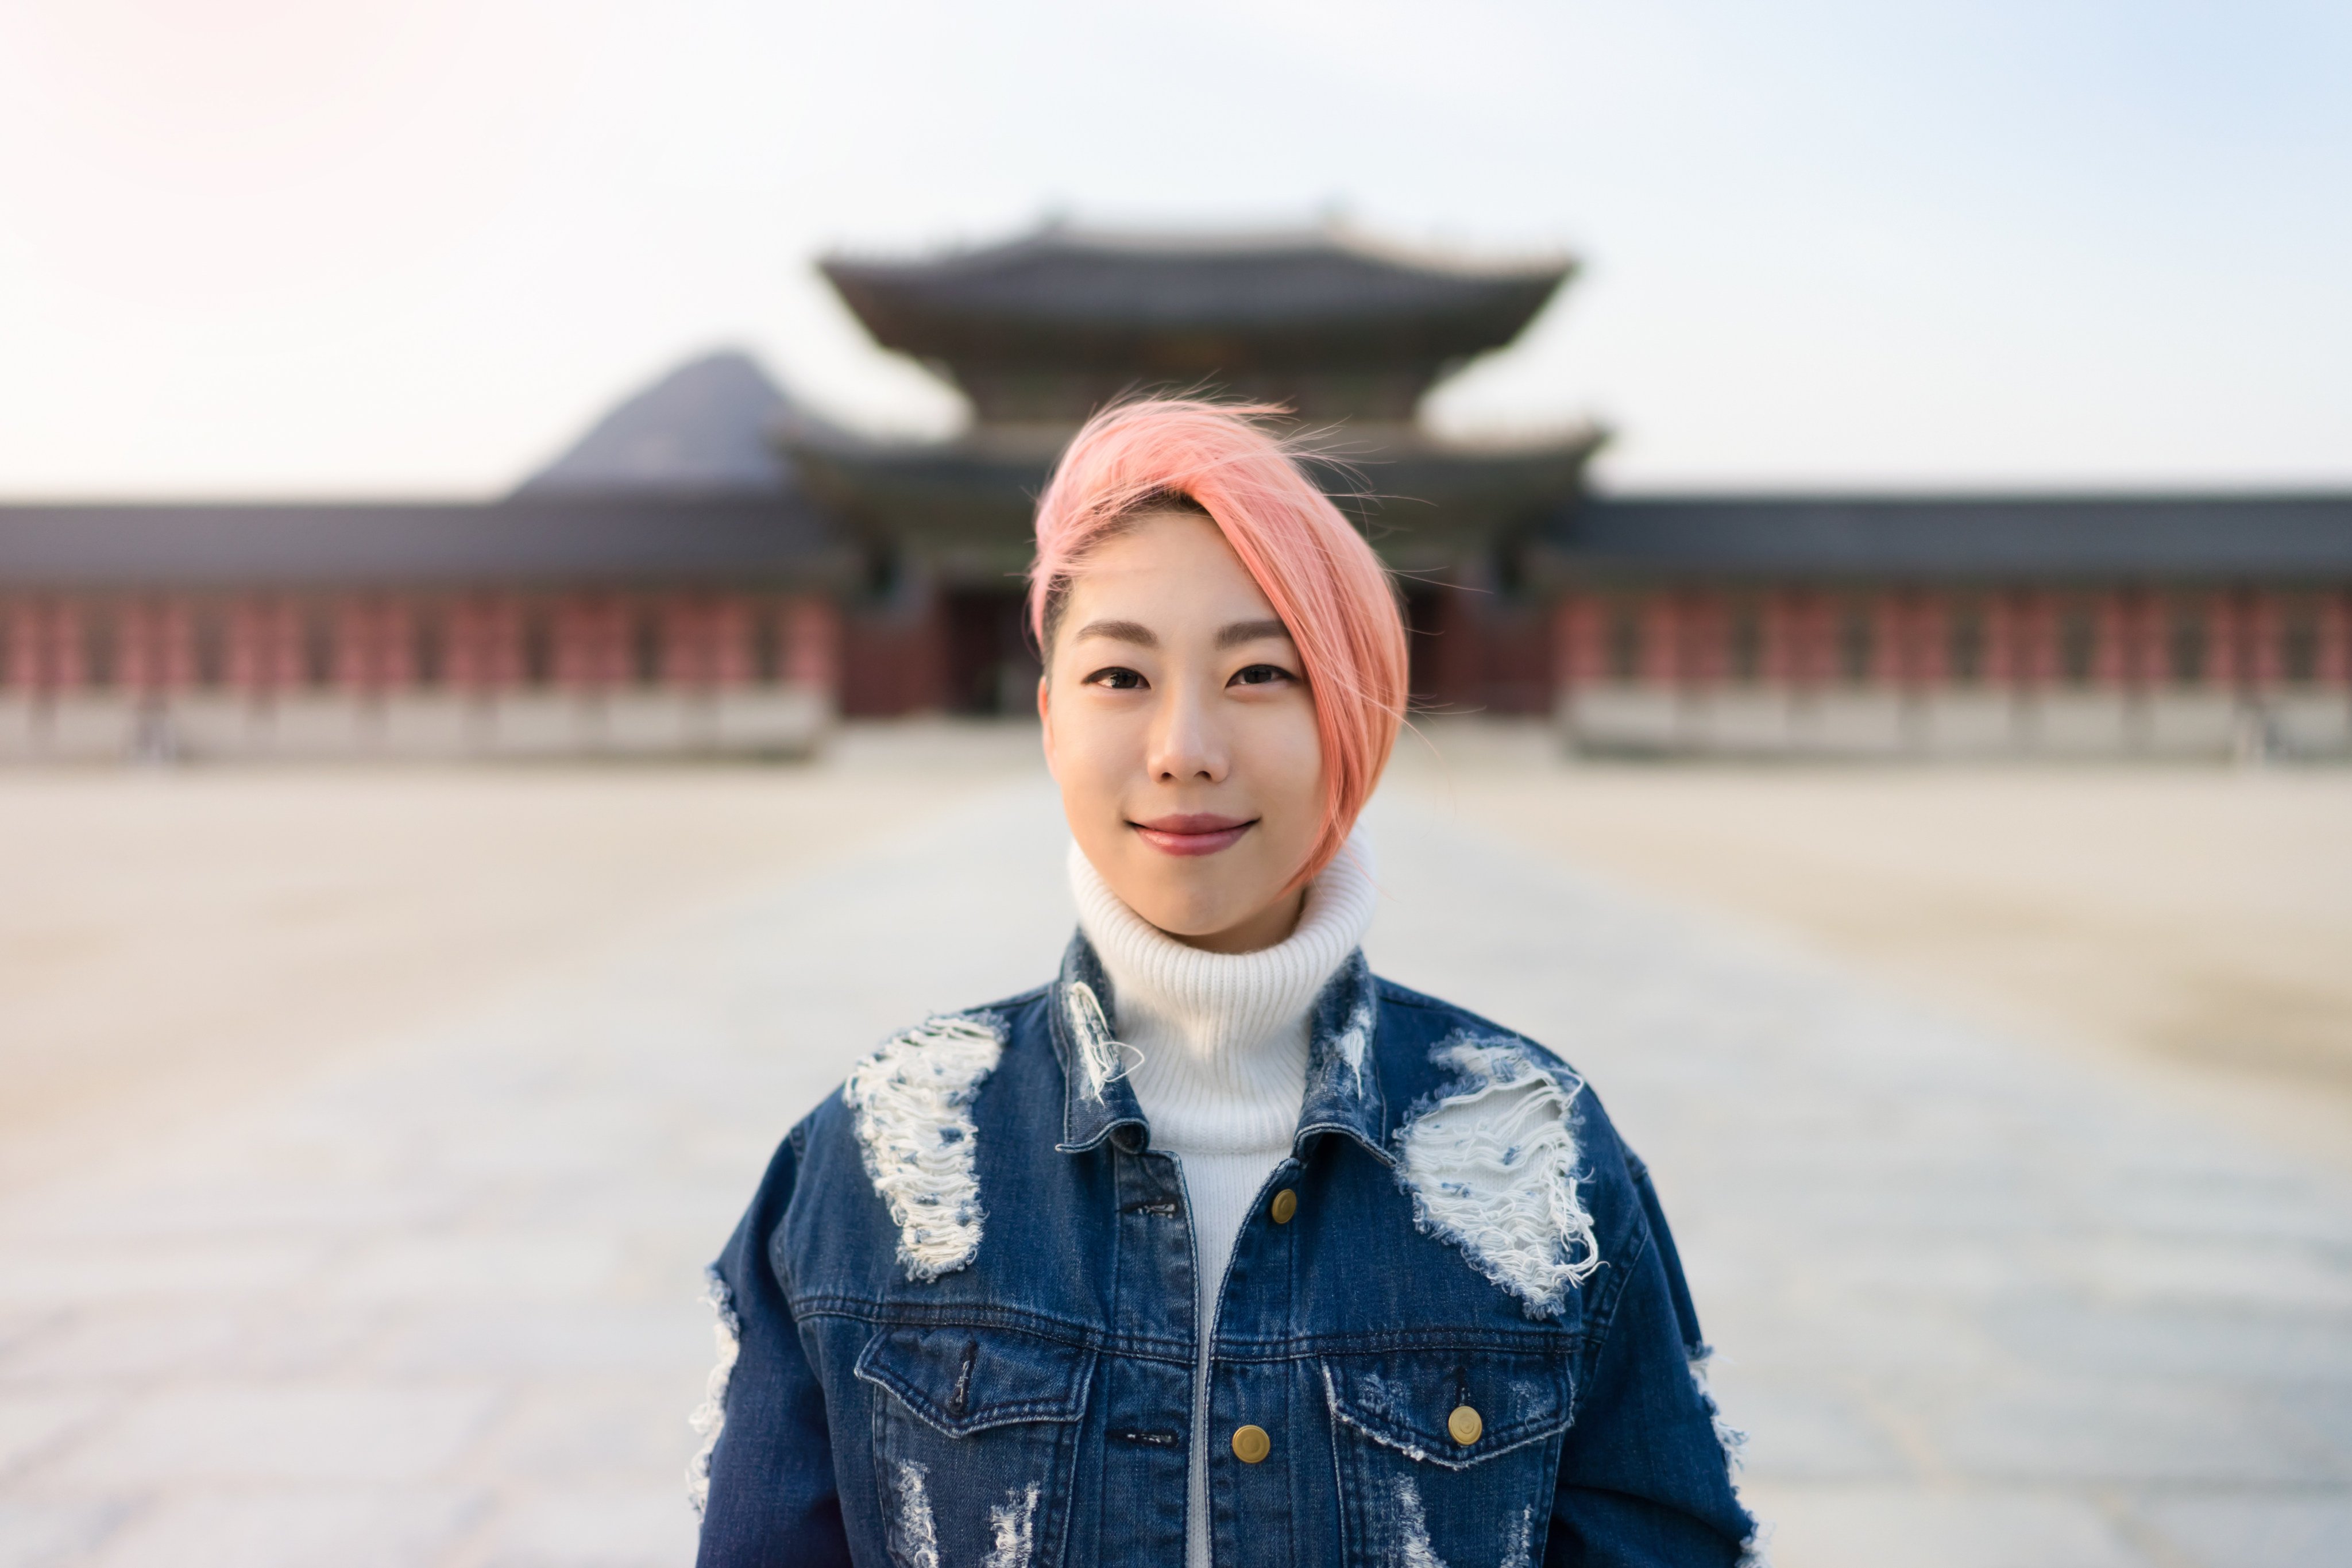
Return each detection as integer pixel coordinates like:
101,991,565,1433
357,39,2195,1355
1073,618,1157,647
1216,618,1292,649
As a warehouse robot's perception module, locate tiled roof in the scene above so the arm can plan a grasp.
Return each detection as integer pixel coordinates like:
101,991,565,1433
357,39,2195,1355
824,225,1569,358
0,495,850,589
1552,494,2352,581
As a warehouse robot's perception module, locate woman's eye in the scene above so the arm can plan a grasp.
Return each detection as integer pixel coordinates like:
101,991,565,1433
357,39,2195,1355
1229,663,1293,688
1085,666,1148,690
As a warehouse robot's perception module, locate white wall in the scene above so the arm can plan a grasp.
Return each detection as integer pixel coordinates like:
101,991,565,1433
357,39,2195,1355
0,688,831,763
1559,685,2352,760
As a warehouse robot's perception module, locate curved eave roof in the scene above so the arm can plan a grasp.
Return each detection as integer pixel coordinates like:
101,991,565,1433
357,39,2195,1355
823,229,1571,366
0,496,852,589
1548,495,2352,582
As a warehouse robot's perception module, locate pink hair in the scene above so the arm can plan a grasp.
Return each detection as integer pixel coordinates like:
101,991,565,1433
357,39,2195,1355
1028,398,1409,886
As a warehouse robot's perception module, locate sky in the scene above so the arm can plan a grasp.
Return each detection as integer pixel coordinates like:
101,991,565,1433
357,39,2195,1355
0,0,2346,498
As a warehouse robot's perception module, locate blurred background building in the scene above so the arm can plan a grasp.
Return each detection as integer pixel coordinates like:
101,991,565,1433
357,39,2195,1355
2,221,2348,762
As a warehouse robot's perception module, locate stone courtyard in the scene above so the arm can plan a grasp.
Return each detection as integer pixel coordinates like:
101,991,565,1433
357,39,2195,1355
2,735,2349,1566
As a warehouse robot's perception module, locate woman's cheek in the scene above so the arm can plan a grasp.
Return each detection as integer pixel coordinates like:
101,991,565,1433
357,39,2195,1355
1269,696,1325,806
1067,706,1136,801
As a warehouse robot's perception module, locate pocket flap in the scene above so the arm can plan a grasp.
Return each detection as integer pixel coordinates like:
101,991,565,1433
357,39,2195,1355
1322,1350,1575,1471
856,1325,1096,1438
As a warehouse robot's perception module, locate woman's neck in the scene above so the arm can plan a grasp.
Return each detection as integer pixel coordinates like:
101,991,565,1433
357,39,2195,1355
1173,885,1306,955
1067,835,1377,1154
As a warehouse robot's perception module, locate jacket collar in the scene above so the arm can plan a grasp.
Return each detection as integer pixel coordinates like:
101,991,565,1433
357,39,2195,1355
1051,931,1391,1167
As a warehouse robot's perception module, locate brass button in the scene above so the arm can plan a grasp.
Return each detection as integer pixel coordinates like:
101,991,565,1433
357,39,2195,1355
1231,1423,1272,1464
1447,1404,1483,1446
1269,1188,1298,1225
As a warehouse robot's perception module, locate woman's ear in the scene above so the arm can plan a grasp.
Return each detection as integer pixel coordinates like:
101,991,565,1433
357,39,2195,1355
1036,674,1056,778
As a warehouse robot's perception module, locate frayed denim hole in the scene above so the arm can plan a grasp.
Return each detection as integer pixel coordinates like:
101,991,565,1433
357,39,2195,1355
983,1482,1042,1568
844,1013,1005,1282
1393,1035,1602,1318
685,1266,741,1517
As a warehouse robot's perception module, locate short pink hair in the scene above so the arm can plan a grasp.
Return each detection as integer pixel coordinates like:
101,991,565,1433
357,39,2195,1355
1029,399,1409,886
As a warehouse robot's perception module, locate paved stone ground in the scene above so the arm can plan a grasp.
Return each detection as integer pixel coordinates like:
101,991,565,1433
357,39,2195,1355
2,775,2348,1566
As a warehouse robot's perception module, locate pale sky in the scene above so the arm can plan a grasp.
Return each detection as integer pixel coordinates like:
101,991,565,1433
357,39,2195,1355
1,0,2346,498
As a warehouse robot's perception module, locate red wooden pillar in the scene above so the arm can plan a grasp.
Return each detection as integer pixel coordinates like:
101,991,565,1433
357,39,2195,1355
1637,593,1677,688
663,593,713,690
1763,589,1803,687
558,594,610,690
608,596,639,689
26,598,56,692
697,595,729,688
276,601,307,691
140,597,176,693
488,595,527,693
707,595,753,688
1667,591,1721,690
1883,592,1915,689
1984,592,2019,689
229,598,290,695
331,596,368,693
8,599,39,692
117,599,157,694
1552,592,1604,691
2169,590,2216,688
385,597,418,692
2319,590,2352,688
446,598,485,691
110,600,142,693
2244,589,2284,690
156,597,196,692
1652,593,1683,688
2197,590,2228,690
1,598,32,692
1547,594,1575,693
1864,591,1904,686
384,596,423,691
785,594,841,693
2094,591,2135,688
237,600,278,694
2218,589,2264,692
1898,590,1945,690
1756,588,1793,686
555,596,589,689
366,597,398,692
43,598,85,692
469,595,527,693
2002,590,2051,690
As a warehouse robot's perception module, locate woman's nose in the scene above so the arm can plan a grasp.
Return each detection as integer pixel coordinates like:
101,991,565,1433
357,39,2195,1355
1147,683,1226,783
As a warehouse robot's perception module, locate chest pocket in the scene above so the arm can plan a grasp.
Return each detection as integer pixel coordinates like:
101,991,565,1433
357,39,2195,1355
856,1324,1096,1568
1322,1350,1577,1568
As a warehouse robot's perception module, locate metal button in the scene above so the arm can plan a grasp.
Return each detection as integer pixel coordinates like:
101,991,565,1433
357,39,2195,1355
1231,1423,1272,1463
1269,1187,1298,1225
1447,1405,1483,1446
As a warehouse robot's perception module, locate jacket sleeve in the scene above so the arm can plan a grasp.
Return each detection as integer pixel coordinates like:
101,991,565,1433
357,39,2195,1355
1544,1149,1759,1567
694,1123,853,1568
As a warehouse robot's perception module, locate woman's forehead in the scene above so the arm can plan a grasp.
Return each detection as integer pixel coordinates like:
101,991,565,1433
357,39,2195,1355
1063,509,1278,619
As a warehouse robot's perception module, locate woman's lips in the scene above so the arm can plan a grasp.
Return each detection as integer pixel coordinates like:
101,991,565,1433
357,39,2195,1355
1130,813,1255,857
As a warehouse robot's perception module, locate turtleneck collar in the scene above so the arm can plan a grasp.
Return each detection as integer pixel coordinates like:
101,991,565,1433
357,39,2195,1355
1068,832,1378,1154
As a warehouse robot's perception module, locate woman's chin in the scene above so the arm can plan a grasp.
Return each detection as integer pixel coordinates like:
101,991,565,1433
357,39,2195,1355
1129,879,1305,954
1135,896,1241,941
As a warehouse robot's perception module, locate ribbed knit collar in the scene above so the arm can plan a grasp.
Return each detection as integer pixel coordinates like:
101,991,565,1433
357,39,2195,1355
1068,833,1378,1154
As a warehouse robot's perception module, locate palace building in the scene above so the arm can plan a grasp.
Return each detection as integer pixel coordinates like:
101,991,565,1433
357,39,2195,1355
2,222,2348,761
1547,494,2352,758
792,225,1598,717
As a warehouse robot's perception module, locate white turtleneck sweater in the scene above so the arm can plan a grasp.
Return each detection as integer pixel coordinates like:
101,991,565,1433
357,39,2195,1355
1068,836,1378,1568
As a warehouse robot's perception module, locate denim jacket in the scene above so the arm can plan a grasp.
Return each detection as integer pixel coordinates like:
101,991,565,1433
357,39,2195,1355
693,936,1759,1567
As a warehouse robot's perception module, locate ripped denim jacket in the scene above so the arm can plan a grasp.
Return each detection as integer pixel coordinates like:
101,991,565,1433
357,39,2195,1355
692,936,1761,1567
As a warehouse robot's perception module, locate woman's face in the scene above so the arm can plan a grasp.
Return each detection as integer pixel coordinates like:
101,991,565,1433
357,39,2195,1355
1039,509,1324,954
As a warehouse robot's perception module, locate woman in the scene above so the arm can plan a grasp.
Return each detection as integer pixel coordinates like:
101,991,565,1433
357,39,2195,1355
692,400,1760,1567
